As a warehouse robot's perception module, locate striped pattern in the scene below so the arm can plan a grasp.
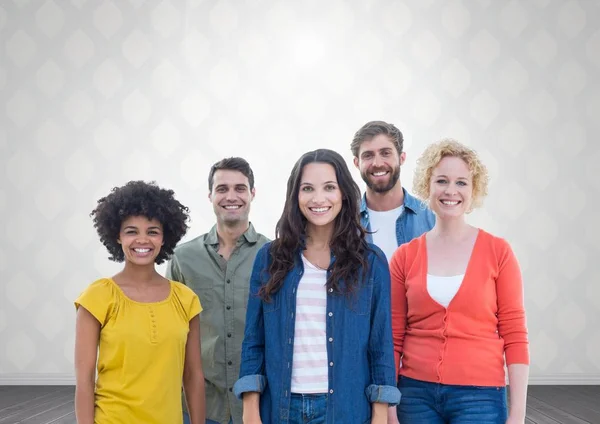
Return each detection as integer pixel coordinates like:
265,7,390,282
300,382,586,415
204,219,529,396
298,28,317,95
290,256,329,393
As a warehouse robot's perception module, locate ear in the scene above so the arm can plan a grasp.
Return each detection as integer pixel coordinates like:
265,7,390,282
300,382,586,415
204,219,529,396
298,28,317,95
353,156,359,169
250,187,256,201
207,191,212,202
117,239,122,244
400,152,407,166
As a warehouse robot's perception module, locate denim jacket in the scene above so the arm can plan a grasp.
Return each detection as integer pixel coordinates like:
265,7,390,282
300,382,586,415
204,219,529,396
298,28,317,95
234,242,400,424
360,188,436,246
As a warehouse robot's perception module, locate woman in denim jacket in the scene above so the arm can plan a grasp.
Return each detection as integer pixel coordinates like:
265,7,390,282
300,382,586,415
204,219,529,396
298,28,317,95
233,149,400,424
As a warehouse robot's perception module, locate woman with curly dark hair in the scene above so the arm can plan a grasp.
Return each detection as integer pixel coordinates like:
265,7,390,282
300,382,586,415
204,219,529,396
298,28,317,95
233,149,400,423
73,181,205,424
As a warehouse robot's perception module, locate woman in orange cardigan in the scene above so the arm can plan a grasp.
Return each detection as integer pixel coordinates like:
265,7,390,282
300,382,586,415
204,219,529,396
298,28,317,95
390,139,529,424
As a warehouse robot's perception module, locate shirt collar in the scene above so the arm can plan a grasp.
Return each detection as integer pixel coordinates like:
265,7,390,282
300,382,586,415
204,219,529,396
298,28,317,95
360,187,422,215
204,222,259,246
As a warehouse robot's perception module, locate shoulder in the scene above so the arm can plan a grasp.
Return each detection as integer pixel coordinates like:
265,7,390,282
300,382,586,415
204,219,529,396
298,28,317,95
170,280,197,299
391,233,425,266
366,243,386,264
172,234,206,256
476,229,513,254
255,241,274,262
80,278,117,298
474,229,518,272
255,233,271,245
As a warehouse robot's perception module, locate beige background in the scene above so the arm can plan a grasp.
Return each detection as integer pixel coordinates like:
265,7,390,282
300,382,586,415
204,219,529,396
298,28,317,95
0,0,598,384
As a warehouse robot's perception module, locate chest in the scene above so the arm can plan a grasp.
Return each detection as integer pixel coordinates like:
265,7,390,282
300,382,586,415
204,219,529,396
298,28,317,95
426,239,476,276
118,283,171,303
102,301,189,346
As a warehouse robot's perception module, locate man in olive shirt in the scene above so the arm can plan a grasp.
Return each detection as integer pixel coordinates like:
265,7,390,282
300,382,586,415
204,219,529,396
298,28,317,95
166,157,269,424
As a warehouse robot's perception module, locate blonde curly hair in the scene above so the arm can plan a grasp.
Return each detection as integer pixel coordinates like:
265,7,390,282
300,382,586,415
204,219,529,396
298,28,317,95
413,139,489,212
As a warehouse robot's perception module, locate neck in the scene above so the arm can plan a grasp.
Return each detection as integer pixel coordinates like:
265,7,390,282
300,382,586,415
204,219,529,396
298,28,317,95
216,220,249,248
365,183,404,211
118,263,160,284
305,223,333,250
430,216,470,241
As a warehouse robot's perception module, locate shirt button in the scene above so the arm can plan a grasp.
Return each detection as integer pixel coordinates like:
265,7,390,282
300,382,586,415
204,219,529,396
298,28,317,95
228,361,232,365
229,388,232,392
328,312,333,317
329,362,333,366
226,305,231,310
227,279,231,284
227,333,232,338
328,337,333,342
329,288,333,293
329,389,334,394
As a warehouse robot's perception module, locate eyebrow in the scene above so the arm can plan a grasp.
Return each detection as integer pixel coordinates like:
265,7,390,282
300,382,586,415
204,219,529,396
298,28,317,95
300,181,338,185
215,184,248,189
123,226,161,230
434,174,469,180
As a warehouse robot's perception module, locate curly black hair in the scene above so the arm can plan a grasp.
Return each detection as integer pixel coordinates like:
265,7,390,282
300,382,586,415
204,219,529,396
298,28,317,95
90,181,190,265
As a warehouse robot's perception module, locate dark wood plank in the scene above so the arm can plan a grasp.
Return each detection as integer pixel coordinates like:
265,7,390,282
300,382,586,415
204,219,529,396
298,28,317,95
47,411,76,424
0,387,56,410
0,392,74,424
529,386,600,423
0,387,72,418
20,400,75,424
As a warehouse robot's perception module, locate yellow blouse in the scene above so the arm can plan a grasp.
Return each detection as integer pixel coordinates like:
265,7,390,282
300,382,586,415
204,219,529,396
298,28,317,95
75,278,202,424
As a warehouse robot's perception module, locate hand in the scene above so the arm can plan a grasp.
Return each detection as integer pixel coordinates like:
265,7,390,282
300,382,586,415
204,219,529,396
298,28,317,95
387,406,400,424
506,415,525,424
242,414,262,424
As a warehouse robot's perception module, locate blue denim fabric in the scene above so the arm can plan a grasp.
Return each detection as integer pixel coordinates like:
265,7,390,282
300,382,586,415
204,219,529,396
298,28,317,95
360,189,435,246
182,412,233,424
234,242,400,424
397,376,508,424
289,394,327,424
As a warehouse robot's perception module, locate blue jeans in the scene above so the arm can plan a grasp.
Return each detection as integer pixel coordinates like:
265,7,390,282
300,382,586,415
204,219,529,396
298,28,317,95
182,412,232,424
289,393,328,424
397,376,508,423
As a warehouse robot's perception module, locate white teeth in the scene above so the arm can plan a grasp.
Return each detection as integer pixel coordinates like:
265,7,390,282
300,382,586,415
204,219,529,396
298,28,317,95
441,200,459,205
224,205,241,209
134,248,150,253
372,171,387,176
310,207,329,213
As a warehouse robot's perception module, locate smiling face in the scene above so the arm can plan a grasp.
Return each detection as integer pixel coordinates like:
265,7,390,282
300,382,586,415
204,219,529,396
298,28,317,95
429,156,473,219
354,134,406,193
209,169,255,226
118,215,164,266
298,162,343,232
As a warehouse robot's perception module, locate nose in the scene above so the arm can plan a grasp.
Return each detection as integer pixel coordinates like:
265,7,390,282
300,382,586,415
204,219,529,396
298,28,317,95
373,154,383,167
444,184,457,195
311,189,326,204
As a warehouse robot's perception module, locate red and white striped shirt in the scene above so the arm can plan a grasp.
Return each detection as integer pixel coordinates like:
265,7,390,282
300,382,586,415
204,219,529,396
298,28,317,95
290,255,329,393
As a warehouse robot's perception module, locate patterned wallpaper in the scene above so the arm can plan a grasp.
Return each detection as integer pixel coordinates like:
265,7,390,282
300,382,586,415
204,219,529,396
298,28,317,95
0,0,598,384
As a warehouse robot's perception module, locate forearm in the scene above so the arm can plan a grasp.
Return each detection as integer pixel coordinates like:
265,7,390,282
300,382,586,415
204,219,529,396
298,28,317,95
242,392,261,420
183,372,206,424
507,364,529,419
371,402,387,423
74,380,95,424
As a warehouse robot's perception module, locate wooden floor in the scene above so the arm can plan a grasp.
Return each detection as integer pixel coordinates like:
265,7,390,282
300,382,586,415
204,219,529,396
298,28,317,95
0,385,599,423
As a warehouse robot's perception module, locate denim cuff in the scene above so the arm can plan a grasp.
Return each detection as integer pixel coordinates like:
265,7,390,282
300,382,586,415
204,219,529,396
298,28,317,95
233,374,267,400
365,384,401,406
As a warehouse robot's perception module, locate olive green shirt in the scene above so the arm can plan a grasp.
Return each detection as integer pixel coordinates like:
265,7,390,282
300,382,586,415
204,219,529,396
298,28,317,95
166,223,269,424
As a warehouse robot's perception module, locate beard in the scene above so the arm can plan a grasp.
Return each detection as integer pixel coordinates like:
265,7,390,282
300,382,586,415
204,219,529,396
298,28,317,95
362,165,401,193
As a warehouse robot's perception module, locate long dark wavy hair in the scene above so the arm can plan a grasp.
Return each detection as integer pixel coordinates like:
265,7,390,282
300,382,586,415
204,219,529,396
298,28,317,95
259,149,370,301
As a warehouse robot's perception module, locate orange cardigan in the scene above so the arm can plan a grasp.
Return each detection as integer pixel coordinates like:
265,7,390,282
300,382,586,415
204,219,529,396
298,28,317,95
390,229,529,387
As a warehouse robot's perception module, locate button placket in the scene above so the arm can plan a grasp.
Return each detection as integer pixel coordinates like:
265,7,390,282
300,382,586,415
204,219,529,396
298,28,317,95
149,306,158,344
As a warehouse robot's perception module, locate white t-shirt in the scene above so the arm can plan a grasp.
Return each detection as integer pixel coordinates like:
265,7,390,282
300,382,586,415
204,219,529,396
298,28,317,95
427,274,464,308
367,205,404,263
